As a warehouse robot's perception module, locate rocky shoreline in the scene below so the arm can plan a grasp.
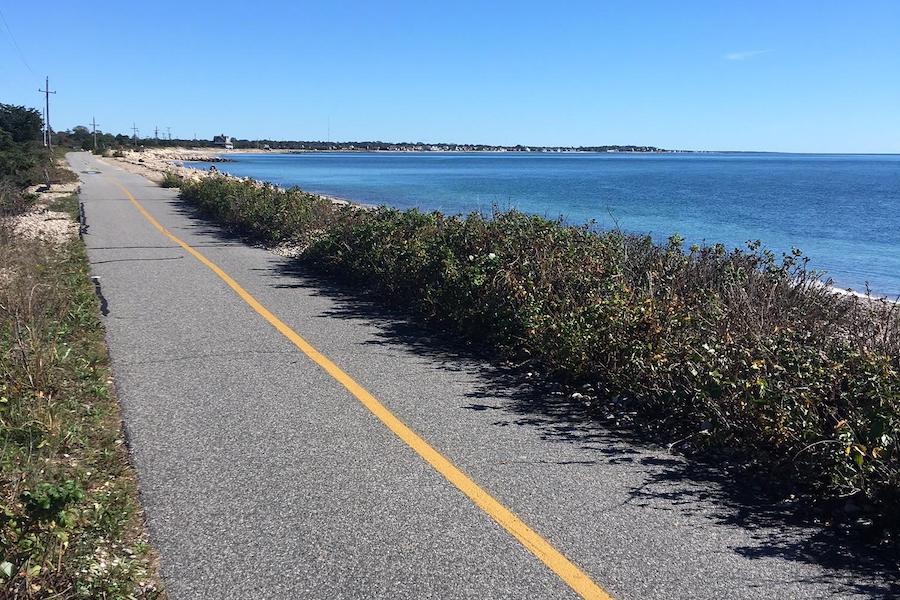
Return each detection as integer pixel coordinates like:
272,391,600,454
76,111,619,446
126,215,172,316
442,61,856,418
103,147,354,205
101,147,229,184
101,149,897,304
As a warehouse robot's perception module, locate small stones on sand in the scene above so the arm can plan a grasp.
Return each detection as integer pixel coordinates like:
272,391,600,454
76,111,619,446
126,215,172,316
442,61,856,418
10,206,78,244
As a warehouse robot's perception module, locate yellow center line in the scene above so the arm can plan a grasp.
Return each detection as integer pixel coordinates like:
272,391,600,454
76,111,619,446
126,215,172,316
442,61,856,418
111,178,613,600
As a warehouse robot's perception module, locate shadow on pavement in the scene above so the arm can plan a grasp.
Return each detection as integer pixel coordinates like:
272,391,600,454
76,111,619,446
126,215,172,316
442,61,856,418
172,199,900,598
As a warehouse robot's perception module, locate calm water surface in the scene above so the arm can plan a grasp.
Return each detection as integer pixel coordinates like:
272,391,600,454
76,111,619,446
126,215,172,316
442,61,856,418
187,152,900,296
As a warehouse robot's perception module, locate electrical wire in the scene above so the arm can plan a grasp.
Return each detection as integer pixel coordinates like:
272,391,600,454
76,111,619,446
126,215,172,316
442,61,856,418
0,7,36,75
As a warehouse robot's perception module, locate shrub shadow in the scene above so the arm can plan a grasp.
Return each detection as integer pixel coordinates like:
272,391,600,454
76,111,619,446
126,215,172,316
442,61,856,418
171,198,899,597
270,259,899,597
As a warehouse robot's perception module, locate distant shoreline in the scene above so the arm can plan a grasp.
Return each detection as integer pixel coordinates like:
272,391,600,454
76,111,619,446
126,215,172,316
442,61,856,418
105,147,899,303
207,148,683,156
212,148,900,157
104,147,364,209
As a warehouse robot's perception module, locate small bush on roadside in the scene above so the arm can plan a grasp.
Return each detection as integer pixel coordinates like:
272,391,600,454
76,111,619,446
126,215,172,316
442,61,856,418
46,161,78,185
160,171,182,188
0,181,34,217
179,176,900,532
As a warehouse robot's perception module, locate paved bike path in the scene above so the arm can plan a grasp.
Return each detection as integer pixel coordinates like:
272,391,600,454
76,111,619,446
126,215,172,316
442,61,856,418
69,152,894,599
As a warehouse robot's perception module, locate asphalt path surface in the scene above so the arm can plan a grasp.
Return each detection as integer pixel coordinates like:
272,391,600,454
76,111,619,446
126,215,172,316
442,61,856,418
69,152,897,599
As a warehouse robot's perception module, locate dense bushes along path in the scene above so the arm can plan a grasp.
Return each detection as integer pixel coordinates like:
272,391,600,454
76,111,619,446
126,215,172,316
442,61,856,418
179,174,900,537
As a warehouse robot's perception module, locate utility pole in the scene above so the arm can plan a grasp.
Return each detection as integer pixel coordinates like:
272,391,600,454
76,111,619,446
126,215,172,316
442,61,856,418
38,76,56,148
166,126,172,141
131,123,139,147
154,126,159,140
91,116,99,151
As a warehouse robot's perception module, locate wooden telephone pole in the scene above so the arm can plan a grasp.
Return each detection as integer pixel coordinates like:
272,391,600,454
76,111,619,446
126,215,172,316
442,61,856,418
38,76,56,148
91,116,100,151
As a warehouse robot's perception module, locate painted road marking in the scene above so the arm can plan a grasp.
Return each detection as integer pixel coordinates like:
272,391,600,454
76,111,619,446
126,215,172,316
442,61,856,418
111,178,613,600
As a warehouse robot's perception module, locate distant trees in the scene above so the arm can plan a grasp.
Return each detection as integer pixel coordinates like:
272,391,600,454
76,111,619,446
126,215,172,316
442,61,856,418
54,125,92,150
54,126,208,152
49,116,669,154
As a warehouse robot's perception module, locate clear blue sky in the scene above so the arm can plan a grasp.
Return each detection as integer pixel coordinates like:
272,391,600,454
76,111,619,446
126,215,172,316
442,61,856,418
2,1,899,152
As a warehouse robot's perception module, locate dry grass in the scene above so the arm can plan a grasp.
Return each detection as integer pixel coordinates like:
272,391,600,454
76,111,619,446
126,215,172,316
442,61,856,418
1,194,164,598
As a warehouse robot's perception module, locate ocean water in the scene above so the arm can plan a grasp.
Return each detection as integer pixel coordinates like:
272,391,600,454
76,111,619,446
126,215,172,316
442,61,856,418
186,152,900,297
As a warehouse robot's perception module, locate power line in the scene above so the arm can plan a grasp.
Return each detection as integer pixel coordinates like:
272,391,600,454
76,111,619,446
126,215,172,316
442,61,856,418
38,76,56,148
131,123,139,147
92,116,100,151
0,7,34,75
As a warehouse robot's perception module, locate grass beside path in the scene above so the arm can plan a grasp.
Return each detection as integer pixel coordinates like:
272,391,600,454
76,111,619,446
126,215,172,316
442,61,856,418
1,192,163,598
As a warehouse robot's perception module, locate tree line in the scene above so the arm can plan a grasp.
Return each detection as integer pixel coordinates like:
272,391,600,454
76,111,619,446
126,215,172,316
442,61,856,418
0,103,46,188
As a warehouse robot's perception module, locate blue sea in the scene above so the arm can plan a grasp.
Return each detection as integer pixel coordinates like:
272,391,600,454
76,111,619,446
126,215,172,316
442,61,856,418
186,152,900,297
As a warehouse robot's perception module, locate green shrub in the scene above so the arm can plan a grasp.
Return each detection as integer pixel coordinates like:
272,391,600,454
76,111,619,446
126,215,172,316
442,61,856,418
0,181,34,217
160,171,182,188
181,177,336,246
180,176,900,530
0,104,48,188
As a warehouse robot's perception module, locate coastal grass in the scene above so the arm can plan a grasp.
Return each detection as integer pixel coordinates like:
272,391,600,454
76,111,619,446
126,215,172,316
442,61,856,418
0,193,163,598
46,148,79,186
0,181,34,218
179,175,900,534
159,172,181,188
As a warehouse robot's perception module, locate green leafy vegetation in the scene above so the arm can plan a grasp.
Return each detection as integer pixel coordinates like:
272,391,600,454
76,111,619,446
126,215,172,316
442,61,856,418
159,172,182,188
0,194,163,599
2,103,162,598
179,176,335,246
0,104,77,198
181,175,900,533
49,122,666,153
0,104,44,190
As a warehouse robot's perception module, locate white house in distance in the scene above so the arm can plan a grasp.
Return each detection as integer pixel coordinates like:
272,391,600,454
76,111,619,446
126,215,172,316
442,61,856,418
213,134,234,150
